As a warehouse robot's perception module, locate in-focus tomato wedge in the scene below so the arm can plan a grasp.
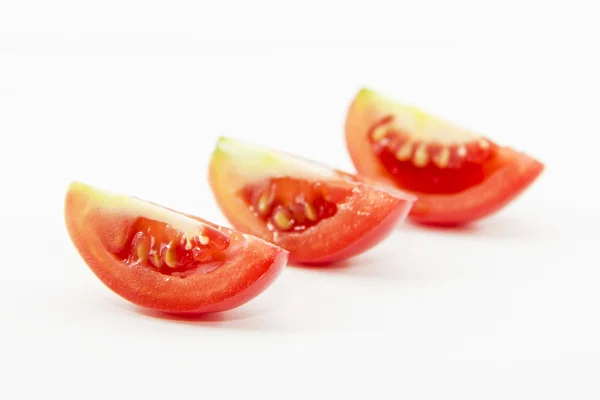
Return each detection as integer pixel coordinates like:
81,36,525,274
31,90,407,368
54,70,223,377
208,137,415,265
345,88,545,226
64,182,288,314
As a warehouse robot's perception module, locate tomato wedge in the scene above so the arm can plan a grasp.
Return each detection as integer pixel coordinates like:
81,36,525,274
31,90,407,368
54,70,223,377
208,137,415,265
345,88,544,226
64,182,288,314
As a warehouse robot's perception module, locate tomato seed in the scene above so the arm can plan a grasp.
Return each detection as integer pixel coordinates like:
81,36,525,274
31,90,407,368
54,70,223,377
272,208,293,231
163,242,178,268
305,203,317,221
257,193,271,215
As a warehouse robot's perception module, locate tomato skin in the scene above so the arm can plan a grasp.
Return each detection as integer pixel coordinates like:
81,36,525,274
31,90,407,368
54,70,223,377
345,88,545,226
407,148,544,225
64,182,288,314
302,196,410,264
208,138,415,265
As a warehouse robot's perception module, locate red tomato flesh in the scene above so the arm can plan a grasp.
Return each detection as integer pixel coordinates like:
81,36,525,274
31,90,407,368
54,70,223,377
65,182,288,314
369,115,499,194
345,88,544,226
116,217,231,278
208,137,415,265
241,177,343,233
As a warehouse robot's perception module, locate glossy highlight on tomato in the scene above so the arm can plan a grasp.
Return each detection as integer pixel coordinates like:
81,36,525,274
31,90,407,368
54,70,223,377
345,88,544,226
64,182,288,314
208,137,415,265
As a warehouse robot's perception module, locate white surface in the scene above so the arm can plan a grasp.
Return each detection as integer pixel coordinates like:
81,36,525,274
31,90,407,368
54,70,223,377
1,1,599,398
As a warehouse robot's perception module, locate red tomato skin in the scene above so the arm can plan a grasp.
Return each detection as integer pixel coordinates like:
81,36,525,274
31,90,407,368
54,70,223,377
345,88,545,226
208,143,414,265
407,149,544,226
64,182,288,314
301,197,411,265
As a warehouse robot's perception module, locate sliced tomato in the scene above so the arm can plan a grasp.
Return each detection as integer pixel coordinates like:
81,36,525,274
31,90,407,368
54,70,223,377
345,88,544,226
208,137,415,265
64,182,288,314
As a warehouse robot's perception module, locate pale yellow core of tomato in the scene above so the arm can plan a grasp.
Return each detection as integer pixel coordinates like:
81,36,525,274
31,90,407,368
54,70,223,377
69,181,207,238
357,88,482,145
212,136,337,184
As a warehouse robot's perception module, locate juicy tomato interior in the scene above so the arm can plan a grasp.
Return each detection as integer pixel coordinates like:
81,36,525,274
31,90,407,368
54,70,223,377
369,116,501,194
116,217,233,278
65,181,290,314
240,177,350,232
344,88,544,225
209,136,416,264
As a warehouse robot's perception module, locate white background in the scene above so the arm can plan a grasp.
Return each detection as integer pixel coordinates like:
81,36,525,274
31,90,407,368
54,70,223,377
1,1,599,398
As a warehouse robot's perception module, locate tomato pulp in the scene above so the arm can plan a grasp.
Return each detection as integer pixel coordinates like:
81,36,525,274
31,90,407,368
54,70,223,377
64,182,288,314
345,88,544,225
208,137,415,264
